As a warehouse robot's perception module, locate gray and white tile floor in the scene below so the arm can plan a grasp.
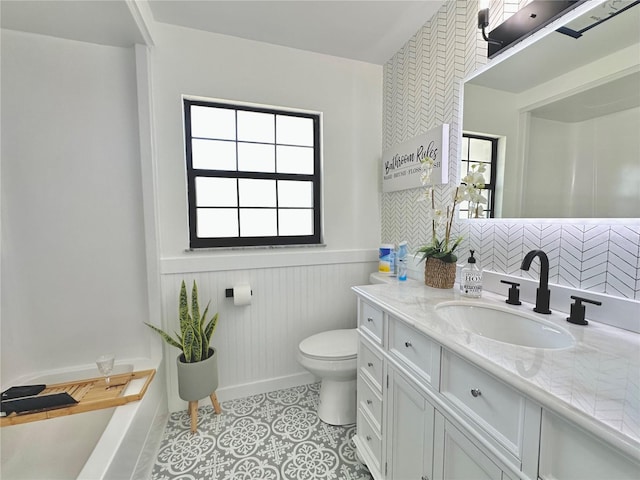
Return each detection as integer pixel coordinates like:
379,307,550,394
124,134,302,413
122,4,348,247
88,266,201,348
152,383,373,479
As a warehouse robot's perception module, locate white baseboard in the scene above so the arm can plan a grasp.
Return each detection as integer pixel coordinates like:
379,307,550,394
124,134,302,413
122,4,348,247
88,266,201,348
196,371,318,406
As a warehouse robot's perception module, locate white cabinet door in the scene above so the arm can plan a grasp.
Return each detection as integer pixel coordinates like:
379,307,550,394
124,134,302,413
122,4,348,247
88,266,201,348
539,410,640,480
387,367,435,480
433,413,504,480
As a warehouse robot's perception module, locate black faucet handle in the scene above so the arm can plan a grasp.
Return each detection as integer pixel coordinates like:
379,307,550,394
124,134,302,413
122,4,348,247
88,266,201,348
500,280,522,305
567,295,602,325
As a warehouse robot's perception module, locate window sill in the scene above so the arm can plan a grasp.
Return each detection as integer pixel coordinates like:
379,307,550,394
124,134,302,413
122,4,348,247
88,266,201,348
185,243,327,253
160,247,377,274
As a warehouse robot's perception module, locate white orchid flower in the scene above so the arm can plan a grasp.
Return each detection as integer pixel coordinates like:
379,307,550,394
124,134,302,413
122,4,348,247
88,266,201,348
421,156,435,168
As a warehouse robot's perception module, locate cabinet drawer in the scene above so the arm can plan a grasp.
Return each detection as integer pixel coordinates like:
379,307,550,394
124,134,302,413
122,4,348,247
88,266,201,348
389,317,440,386
357,409,382,471
358,373,382,430
358,338,384,390
359,300,384,344
440,350,525,456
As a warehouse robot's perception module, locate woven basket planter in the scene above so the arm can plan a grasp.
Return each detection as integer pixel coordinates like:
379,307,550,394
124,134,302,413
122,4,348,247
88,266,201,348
424,257,456,289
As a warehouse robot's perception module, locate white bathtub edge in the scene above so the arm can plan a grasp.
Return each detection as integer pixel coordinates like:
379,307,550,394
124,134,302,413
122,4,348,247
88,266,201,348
77,356,166,480
131,397,169,480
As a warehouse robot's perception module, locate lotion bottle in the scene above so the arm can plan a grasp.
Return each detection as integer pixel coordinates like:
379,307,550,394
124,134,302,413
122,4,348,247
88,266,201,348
397,241,408,281
461,250,482,298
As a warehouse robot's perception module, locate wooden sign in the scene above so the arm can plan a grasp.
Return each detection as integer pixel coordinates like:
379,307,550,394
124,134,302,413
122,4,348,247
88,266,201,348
382,124,449,192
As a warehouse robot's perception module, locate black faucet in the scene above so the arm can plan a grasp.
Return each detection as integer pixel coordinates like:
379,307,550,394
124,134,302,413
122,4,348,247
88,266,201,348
521,249,551,314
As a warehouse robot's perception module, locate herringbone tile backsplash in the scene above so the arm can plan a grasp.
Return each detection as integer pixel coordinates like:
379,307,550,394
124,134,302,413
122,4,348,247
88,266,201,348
381,0,640,300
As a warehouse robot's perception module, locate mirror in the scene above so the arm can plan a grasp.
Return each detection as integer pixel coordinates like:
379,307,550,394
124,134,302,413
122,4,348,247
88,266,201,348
462,0,640,218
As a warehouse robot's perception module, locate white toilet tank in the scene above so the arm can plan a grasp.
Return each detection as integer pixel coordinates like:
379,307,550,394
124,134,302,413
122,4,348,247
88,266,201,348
369,271,396,284
369,272,396,285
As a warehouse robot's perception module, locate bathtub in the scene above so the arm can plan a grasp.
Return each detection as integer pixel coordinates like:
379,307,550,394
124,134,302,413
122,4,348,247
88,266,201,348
0,357,166,479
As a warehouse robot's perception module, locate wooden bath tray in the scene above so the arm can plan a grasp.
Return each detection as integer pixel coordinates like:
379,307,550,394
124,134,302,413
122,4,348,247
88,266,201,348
0,369,155,427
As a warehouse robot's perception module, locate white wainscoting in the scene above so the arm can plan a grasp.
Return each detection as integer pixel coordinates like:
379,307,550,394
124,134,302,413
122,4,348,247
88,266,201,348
160,257,378,412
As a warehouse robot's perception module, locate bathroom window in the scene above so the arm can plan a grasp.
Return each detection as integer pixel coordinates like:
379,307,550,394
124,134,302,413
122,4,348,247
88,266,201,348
459,133,497,218
184,98,322,248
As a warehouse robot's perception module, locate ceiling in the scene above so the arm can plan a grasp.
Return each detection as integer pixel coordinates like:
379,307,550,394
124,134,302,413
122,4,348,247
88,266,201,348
149,1,446,64
1,0,447,65
0,0,148,48
530,71,640,122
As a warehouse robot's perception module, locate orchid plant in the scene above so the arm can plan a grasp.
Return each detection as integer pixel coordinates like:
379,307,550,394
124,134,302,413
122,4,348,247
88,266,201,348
417,156,487,264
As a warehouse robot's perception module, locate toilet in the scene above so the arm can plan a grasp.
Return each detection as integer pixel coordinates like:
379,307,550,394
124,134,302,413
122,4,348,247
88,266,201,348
297,328,358,425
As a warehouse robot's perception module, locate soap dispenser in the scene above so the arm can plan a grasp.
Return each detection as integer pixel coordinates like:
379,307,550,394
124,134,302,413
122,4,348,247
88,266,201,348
461,250,483,298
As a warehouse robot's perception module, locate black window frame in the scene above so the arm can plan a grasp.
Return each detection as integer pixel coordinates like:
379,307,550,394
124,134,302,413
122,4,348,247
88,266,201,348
184,98,322,249
460,133,498,219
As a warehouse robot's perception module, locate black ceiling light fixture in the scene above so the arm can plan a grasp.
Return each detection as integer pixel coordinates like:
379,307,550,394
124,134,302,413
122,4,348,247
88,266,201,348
556,0,640,38
477,0,503,47
479,0,583,58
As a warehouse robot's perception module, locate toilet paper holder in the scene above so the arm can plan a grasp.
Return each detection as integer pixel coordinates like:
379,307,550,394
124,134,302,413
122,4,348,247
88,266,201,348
225,288,253,298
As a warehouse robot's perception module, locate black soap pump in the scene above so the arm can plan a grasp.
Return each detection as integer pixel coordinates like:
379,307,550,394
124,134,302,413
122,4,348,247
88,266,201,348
460,250,483,298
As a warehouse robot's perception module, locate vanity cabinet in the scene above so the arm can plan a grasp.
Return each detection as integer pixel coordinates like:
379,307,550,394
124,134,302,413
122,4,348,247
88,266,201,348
538,410,640,480
354,290,639,480
386,354,517,480
355,297,532,480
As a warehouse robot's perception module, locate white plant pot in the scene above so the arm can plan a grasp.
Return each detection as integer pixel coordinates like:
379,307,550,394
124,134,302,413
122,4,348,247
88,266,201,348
176,348,219,401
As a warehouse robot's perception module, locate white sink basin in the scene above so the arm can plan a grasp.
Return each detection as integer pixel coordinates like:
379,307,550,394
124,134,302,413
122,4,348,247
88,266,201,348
435,301,575,349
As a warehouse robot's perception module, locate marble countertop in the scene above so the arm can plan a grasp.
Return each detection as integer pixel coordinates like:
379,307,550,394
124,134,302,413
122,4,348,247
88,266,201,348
352,280,640,460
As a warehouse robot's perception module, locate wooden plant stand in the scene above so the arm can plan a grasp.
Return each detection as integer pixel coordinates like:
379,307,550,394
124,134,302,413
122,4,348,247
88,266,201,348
188,392,221,433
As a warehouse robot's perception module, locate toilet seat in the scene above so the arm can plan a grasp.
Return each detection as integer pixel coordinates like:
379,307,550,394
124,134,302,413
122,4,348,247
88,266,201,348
299,329,357,361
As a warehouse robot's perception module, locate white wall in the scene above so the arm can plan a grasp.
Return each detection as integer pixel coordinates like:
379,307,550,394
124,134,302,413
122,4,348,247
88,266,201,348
151,23,382,258
463,83,520,217
147,23,383,410
0,17,382,410
0,30,153,385
523,117,574,216
525,107,640,218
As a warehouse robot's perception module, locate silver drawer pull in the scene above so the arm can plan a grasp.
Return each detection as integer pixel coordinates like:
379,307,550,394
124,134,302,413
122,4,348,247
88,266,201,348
405,341,412,348
367,317,373,322
367,362,374,367
366,399,373,405
366,435,372,441
470,388,482,398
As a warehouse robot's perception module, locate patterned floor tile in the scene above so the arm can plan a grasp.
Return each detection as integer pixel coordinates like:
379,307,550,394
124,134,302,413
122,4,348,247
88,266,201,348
152,383,373,480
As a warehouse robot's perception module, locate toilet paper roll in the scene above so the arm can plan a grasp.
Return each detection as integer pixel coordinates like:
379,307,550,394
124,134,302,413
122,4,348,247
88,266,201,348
233,284,252,306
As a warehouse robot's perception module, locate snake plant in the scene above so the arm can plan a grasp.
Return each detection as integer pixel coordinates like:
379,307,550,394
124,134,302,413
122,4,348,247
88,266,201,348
146,280,218,363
